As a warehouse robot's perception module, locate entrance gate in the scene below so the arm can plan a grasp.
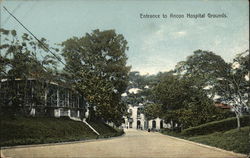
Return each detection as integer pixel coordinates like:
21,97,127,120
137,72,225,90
152,120,156,129
137,120,141,129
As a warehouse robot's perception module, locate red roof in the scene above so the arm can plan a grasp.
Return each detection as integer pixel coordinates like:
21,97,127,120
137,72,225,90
215,103,231,109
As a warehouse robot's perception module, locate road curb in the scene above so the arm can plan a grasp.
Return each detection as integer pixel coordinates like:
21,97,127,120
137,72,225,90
0,133,126,150
160,132,248,158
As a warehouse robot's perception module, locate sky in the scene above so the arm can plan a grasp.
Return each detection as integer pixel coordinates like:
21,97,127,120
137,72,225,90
1,0,249,75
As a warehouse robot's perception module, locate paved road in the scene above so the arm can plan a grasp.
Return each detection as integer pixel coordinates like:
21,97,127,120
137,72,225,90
1,129,246,158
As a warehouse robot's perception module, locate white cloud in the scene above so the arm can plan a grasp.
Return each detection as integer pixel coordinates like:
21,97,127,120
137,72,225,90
137,25,181,75
172,31,187,38
139,71,150,75
132,59,174,75
214,39,222,46
141,24,168,51
133,66,169,75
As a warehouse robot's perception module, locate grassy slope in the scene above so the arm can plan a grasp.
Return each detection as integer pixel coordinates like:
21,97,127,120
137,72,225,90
161,116,250,154
181,116,250,136
188,126,250,154
0,116,123,147
162,126,250,154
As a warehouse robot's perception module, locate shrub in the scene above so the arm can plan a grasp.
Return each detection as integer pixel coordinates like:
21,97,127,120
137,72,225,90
181,115,250,136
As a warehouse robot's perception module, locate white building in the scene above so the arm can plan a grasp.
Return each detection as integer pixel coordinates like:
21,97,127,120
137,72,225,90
122,104,170,130
0,78,87,119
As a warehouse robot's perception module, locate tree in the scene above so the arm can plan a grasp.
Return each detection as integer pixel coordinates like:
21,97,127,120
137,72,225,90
175,49,249,130
61,29,130,125
175,49,231,98
152,73,228,130
124,71,168,104
0,28,59,115
127,71,151,89
215,50,249,130
144,103,162,120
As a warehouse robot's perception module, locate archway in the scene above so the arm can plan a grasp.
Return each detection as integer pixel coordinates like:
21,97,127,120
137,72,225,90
129,109,132,115
152,120,156,129
129,122,132,128
160,120,163,129
137,120,141,129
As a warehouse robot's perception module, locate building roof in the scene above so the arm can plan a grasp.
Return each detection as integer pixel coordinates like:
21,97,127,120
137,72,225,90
214,103,231,109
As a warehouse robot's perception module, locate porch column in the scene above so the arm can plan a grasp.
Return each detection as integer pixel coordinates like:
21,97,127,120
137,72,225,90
68,109,71,117
77,96,80,108
67,90,70,107
44,88,48,106
57,88,59,107
77,110,80,118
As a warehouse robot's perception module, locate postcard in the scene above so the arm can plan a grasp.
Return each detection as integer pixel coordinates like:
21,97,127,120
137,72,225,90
0,0,249,157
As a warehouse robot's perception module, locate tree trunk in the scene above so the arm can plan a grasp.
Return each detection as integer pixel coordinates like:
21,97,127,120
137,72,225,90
171,119,174,131
236,114,241,130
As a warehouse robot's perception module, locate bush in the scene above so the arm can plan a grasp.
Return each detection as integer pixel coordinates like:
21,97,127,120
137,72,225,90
181,115,250,136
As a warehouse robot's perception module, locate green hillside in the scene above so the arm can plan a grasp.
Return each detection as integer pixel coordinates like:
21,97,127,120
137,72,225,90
161,116,250,154
188,126,250,154
0,116,123,147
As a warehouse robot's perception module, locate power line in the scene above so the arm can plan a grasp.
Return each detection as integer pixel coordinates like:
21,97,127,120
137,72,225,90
2,3,23,26
3,6,67,68
2,6,89,91
3,6,83,82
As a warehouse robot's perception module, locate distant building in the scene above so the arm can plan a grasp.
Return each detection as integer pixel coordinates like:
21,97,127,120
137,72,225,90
214,102,232,109
122,104,170,130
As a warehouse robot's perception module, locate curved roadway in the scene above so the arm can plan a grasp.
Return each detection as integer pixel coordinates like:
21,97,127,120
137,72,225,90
1,129,246,158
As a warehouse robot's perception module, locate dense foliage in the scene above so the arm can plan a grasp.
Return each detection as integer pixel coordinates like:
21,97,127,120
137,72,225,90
0,29,59,80
1,28,131,125
61,29,131,125
0,29,59,115
151,73,230,129
176,49,249,129
141,50,249,131
175,50,230,92
214,51,249,129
